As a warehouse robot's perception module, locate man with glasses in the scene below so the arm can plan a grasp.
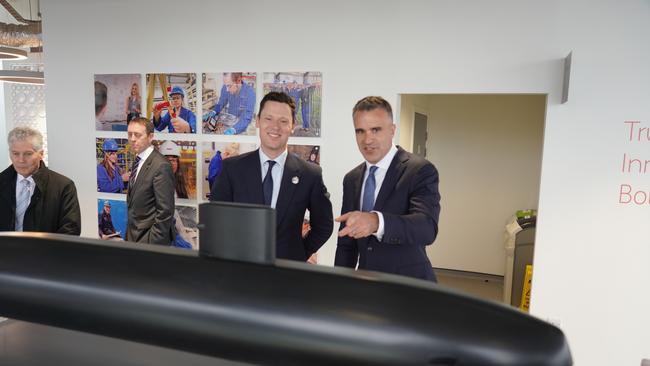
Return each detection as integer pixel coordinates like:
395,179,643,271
0,127,81,235
202,72,256,135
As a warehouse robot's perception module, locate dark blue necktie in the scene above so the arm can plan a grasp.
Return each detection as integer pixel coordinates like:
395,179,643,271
263,160,276,206
362,166,378,212
129,156,141,187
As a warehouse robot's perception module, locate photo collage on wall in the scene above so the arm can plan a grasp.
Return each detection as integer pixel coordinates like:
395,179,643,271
94,71,322,253
263,72,322,137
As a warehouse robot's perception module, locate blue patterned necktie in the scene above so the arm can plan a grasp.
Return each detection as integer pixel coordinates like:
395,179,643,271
129,156,141,187
15,179,32,231
362,166,378,212
263,160,276,206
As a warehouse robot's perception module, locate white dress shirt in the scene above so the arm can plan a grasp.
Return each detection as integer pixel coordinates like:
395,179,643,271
133,145,154,183
359,144,398,240
259,148,288,209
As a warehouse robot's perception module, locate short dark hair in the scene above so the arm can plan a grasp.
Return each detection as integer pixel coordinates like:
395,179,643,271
352,96,393,121
129,116,154,135
259,91,296,124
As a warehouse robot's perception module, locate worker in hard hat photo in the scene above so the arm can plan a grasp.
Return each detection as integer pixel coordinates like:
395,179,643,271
96,138,129,193
262,72,322,137
202,72,256,135
158,140,189,199
157,140,197,250
98,200,123,240
152,86,196,133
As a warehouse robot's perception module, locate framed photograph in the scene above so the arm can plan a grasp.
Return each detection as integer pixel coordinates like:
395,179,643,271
288,145,320,165
96,137,133,194
146,73,198,134
202,141,257,200
263,72,322,137
94,74,142,131
153,139,198,200
174,205,198,250
202,72,257,135
97,199,127,241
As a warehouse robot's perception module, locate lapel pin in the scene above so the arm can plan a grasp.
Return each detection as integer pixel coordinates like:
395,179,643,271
292,176,299,185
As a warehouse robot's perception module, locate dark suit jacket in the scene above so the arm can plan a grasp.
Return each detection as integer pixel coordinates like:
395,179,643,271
0,161,81,235
335,147,441,281
211,150,333,261
126,149,175,245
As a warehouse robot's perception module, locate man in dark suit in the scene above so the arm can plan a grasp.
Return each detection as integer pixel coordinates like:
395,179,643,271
126,117,175,245
0,127,80,235
334,96,441,281
211,92,333,261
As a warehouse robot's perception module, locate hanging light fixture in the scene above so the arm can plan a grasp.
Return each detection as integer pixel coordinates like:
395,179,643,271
0,69,43,84
0,46,28,60
0,0,44,84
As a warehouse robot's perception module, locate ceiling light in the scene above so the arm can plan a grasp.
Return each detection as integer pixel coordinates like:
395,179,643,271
0,46,28,60
0,70,44,85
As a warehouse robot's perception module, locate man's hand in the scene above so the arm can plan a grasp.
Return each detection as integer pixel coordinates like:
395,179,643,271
171,115,191,133
336,211,379,239
202,110,217,122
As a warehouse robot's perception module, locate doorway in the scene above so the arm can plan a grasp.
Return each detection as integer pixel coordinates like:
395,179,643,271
398,94,546,308
413,112,428,158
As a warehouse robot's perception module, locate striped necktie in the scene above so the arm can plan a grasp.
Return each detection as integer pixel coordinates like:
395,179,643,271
15,179,32,231
129,156,141,187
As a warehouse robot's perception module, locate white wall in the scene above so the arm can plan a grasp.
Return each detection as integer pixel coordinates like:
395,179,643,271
41,1,650,365
401,94,545,275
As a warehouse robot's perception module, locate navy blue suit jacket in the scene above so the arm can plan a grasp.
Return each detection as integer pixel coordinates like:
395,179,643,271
211,150,333,261
335,147,441,281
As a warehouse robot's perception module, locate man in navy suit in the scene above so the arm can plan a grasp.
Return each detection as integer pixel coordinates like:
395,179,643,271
334,96,441,281
211,92,333,262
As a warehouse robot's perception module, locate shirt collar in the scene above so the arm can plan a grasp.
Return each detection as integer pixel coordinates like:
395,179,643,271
259,148,288,168
16,174,35,183
137,145,154,162
16,173,35,189
365,144,398,171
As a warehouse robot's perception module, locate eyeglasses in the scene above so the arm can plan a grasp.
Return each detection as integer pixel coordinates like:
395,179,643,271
106,151,117,155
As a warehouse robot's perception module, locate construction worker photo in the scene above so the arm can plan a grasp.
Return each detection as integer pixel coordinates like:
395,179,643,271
96,138,129,193
152,86,197,133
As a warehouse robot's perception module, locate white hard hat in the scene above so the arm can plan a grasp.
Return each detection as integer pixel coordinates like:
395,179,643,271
159,140,181,157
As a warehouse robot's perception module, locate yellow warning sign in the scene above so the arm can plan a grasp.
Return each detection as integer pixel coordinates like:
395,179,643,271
519,265,533,312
